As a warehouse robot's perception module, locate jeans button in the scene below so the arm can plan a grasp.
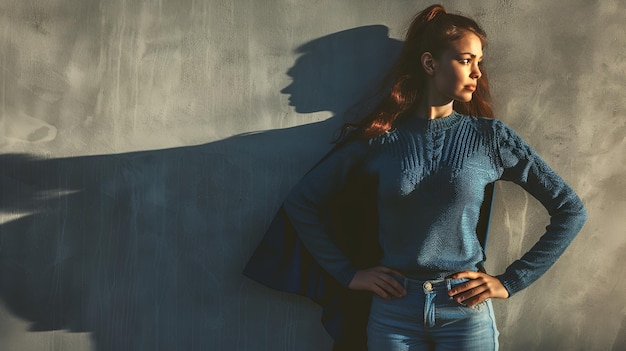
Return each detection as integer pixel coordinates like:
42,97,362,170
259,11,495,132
423,281,432,291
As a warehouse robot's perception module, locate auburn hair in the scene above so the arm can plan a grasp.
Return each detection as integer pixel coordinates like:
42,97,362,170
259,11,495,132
345,4,494,140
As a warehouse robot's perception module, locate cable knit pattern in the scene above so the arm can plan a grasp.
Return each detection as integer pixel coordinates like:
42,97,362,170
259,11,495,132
283,111,587,295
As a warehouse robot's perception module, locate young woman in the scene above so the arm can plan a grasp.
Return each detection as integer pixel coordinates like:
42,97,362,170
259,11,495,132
246,4,587,351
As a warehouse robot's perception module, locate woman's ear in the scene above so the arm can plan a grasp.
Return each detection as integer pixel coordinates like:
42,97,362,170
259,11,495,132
421,52,437,76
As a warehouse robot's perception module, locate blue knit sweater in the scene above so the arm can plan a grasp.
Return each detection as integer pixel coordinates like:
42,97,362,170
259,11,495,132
283,111,587,296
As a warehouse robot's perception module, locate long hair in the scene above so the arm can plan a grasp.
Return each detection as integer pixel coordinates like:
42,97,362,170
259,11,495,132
346,4,494,140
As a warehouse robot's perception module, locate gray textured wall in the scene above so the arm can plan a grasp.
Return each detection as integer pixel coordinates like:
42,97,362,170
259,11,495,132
0,0,624,350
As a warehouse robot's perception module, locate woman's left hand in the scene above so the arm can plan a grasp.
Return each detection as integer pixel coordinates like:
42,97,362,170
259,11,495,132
447,271,510,307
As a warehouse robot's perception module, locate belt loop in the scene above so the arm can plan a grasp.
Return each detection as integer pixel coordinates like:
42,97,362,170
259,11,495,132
403,277,408,290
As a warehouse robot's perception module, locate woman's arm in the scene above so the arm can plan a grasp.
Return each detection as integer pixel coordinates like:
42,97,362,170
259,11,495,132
283,139,370,287
448,120,587,305
492,120,588,296
284,138,407,299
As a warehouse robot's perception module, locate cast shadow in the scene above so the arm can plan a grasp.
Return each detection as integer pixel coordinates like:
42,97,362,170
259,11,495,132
0,25,401,350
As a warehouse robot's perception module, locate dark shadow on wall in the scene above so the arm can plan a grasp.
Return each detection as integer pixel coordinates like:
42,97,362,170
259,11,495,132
0,26,402,351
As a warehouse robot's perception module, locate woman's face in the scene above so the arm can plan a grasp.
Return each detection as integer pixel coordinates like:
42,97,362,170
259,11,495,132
430,33,483,104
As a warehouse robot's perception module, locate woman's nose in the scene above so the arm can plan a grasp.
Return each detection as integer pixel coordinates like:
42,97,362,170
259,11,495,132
471,64,482,79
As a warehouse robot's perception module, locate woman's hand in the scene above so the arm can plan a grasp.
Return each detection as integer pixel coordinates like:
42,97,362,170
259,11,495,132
348,266,407,299
447,271,510,307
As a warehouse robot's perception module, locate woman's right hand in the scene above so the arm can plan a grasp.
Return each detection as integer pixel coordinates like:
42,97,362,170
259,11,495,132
348,266,407,299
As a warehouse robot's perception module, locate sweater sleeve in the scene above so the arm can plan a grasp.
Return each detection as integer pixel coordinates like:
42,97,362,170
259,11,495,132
493,120,587,296
283,139,371,287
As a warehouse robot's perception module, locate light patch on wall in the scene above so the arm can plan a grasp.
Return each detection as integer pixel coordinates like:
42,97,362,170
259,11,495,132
3,112,57,143
35,189,81,201
0,211,33,225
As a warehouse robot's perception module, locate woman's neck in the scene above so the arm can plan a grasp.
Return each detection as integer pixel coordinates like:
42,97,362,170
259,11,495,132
414,100,454,120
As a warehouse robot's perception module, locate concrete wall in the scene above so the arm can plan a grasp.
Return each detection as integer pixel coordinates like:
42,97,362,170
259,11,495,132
0,0,624,350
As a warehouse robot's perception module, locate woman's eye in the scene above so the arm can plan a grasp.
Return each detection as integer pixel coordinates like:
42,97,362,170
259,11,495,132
459,59,471,64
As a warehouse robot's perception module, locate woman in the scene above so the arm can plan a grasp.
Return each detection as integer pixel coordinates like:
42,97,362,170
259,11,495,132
246,4,587,350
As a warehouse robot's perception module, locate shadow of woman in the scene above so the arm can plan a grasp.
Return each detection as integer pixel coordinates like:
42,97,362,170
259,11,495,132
0,25,401,350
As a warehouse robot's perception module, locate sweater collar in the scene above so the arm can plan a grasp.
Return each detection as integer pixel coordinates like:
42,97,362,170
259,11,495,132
397,111,464,132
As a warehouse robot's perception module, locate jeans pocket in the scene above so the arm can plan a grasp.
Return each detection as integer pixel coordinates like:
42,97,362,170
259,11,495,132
467,299,488,311
454,297,488,309
434,298,490,328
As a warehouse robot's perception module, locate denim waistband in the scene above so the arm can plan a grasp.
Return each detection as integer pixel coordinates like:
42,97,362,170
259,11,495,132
398,276,470,293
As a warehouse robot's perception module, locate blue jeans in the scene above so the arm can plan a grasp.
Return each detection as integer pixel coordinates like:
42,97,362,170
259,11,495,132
367,276,499,351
